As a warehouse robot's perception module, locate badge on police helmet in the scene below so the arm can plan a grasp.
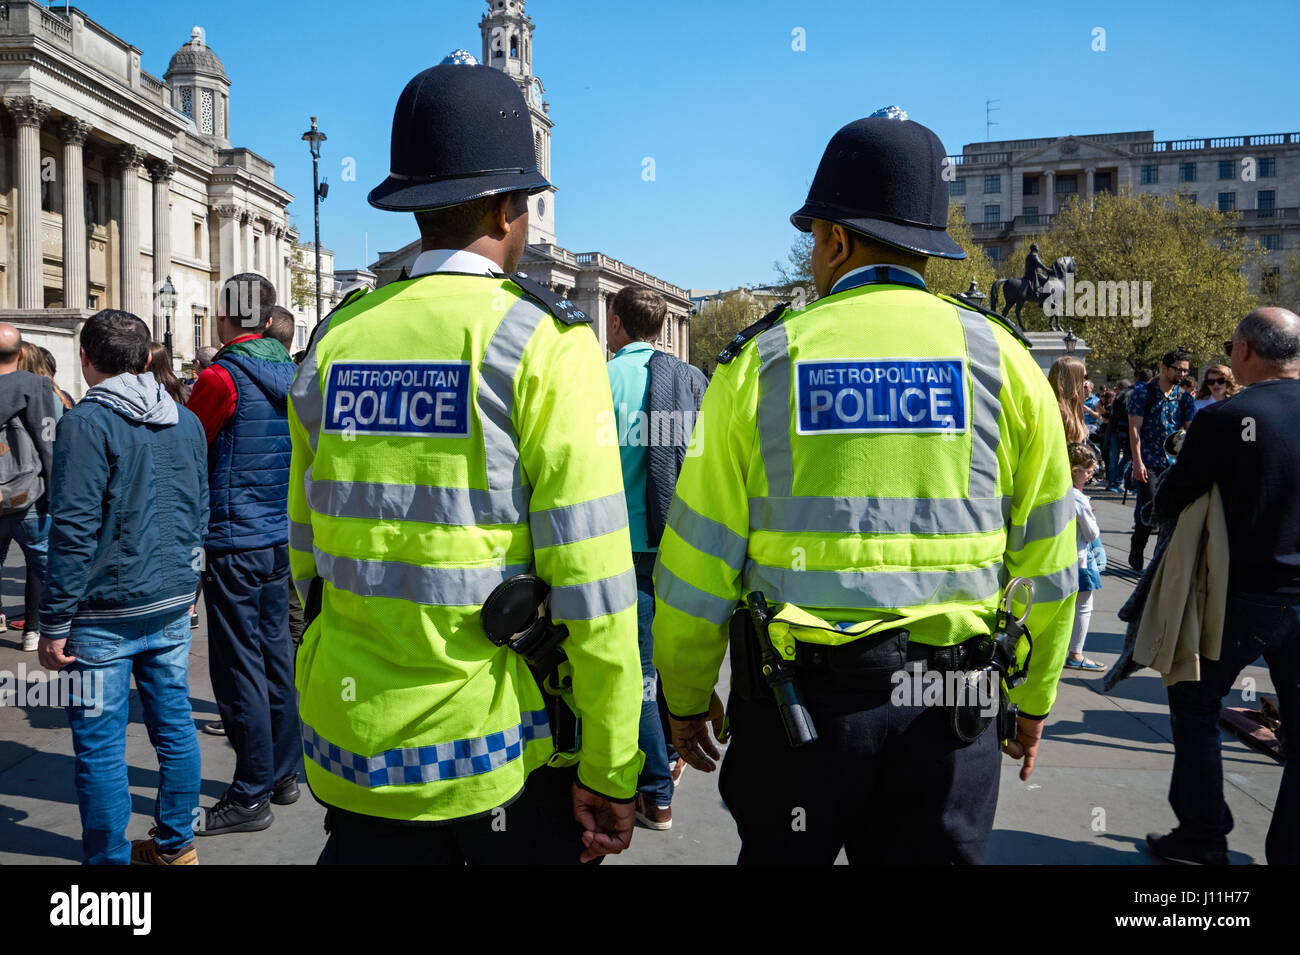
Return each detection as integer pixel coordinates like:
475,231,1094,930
869,105,909,121
441,49,478,65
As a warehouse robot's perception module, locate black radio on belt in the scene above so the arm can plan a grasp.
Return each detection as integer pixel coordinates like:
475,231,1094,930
746,592,818,748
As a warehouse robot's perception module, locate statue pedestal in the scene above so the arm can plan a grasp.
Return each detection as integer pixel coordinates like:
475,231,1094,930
1023,330,1091,375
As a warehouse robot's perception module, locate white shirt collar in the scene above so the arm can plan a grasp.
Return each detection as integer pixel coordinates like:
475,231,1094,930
409,248,505,279
830,263,926,296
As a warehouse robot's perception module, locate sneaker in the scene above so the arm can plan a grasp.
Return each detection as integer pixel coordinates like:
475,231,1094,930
1145,830,1227,866
201,720,225,736
131,828,198,865
198,796,273,836
635,793,672,831
190,613,199,630
270,774,300,806
670,757,686,788
22,631,39,651
0,612,7,632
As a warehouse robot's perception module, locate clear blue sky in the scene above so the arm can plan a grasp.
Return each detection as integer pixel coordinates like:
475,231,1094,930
104,0,1299,291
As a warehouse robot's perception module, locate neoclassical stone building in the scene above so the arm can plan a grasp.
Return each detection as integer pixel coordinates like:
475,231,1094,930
370,0,692,360
0,2,295,396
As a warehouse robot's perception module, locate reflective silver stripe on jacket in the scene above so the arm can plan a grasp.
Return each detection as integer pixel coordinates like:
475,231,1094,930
749,495,1012,537
655,563,737,625
1006,494,1074,552
478,298,547,497
289,520,315,552
755,322,794,497
314,548,530,606
305,470,530,526
667,496,748,571
954,305,1004,499
743,560,1004,610
1027,564,1079,604
530,493,629,549
550,568,637,621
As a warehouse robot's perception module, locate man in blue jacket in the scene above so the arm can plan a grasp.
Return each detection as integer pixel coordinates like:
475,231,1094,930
187,272,300,836
38,309,208,865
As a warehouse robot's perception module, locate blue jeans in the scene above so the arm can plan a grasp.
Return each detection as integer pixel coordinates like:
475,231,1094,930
634,552,676,807
64,610,200,865
0,507,49,631
1167,592,1300,864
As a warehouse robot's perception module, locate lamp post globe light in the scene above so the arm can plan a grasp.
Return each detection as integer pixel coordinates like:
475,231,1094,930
302,116,328,324
159,274,177,361
957,279,985,309
1064,328,1078,355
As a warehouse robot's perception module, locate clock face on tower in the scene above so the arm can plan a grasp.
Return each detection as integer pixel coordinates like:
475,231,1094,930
529,78,543,107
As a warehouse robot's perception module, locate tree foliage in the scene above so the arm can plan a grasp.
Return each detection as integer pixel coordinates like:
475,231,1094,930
689,291,767,378
1001,193,1261,370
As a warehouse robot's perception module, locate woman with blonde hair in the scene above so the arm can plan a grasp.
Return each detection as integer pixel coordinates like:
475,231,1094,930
17,343,72,410
1193,364,1238,414
1048,355,1089,444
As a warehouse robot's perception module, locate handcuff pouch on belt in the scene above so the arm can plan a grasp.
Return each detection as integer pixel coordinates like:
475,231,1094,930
481,574,581,766
951,581,1035,745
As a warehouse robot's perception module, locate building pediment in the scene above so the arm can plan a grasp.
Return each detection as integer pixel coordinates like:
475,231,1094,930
1017,136,1132,165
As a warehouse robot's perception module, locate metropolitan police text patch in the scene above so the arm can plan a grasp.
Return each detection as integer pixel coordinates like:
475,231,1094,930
795,359,968,434
324,361,470,438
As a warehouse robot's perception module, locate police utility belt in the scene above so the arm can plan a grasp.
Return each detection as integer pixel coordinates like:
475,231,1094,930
729,581,1034,749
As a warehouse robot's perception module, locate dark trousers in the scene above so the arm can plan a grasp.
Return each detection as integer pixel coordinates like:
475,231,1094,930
317,767,595,865
1130,463,1166,552
1167,591,1300,864
204,544,301,806
719,674,1001,864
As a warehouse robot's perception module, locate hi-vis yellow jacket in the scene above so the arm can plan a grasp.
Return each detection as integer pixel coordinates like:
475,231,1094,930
653,277,1077,720
287,271,644,822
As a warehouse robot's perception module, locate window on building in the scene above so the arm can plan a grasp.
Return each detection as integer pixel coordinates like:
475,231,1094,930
1259,157,1276,177
949,177,966,196
194,308,206,350
1218,192,1236,211
1023,175,1040,196
1258,190,1276,216
1023,206,1038,225
1095,171,1114,194
254,234,261,270
985,246,1001,263
1140,165,1158,185
41,151,58,212
1260,234,1281,251
1178,162,1196,182
510,35,518,57
1262,267,1281,296
953,204,966,222
666,317,673,346
194,221,203,258
984,174,1001,194
200,89,214,135
86,179,103,225
1179,193,1198,205
1056,174,1078,194
180,86,193,119
535,131,543,166
983,204,1000,226
297,324,308,349
1218,160,1234,180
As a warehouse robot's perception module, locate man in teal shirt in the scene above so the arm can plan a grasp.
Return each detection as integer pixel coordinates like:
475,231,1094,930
606,287,684,829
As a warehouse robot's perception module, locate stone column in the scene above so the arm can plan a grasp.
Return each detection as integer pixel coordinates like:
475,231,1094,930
240,210,252,272
118,144,145,315
1085,166,1095,207
59,117,92,310
6,96,52,309
146,159,175,339
1045,170,1055,216
214,204,240,285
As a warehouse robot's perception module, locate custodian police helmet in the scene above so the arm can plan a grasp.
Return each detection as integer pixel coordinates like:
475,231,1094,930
790,109,965,260
368,58,551,212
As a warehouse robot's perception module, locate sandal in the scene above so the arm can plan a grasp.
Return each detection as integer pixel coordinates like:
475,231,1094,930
1064,657,1106,671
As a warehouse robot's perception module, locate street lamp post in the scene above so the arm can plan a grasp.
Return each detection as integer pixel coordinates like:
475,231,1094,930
160,274,177,361
301,116,328,324
956,279,986,310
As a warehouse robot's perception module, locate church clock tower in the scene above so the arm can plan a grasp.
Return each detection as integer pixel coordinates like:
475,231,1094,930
480,0,556,245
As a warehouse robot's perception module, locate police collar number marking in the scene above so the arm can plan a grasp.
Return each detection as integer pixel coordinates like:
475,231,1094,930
796,358,968,435
324,361,471,438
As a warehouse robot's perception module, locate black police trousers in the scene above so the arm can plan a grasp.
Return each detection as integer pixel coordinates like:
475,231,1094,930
719,671,1002,864
316,766,597,865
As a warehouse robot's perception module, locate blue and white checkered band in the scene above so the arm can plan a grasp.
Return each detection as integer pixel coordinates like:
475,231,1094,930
302,710,551,788
869,105,909,121
831,265,928,296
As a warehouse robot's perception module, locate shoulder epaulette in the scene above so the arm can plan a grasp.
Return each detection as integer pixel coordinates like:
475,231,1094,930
509,271,591,326
716,303,789,365
939,294,1033,350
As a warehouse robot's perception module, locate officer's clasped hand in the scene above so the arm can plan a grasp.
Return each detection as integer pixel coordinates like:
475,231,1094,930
1001,715,1045,781
572,784,636,863
668,691,728,773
